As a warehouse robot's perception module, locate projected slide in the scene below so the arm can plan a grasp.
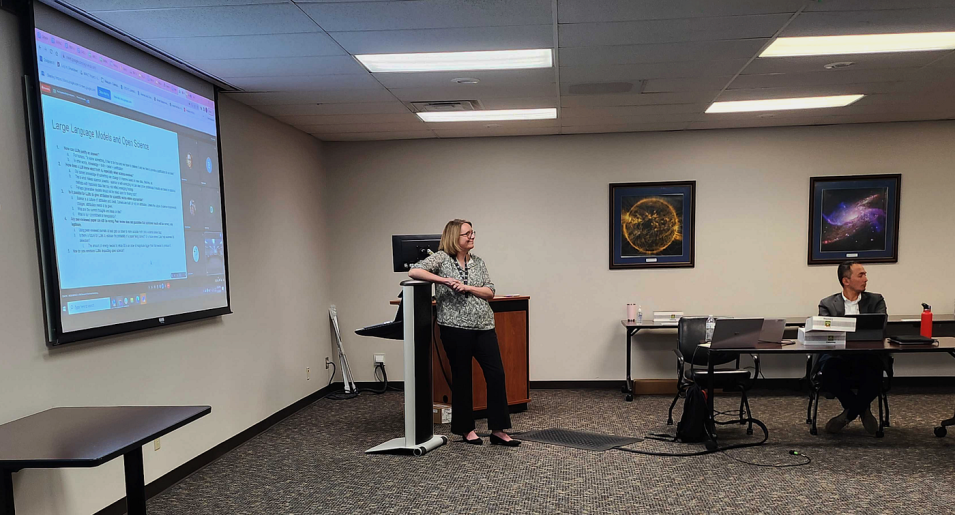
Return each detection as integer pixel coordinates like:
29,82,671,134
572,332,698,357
34,28,229,334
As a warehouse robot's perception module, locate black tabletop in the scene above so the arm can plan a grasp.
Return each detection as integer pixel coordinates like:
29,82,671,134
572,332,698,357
0,406,210,469
704,337,955,354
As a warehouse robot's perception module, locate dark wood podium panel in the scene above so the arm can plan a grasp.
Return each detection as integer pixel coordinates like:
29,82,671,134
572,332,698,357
431,297,530,411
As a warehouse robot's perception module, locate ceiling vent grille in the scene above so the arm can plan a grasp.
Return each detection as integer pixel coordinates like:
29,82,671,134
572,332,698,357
411,100,484,112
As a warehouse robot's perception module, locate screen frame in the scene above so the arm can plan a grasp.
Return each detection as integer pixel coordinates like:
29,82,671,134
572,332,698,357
18,1,233,346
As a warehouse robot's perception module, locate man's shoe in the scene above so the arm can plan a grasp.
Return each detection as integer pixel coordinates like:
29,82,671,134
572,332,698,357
861,406,879,435
825,410,851,434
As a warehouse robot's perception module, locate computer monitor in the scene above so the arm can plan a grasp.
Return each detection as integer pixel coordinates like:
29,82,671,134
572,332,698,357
391,234,440,272
846,313,888,341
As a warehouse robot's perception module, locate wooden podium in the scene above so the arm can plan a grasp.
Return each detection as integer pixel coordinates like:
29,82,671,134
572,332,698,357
393,296,530,412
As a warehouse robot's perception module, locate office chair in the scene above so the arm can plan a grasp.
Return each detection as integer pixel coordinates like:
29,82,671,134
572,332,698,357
667,317,760,434
805,354,893,437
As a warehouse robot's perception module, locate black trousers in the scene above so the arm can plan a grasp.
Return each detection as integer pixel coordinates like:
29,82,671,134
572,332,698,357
439,325,511,435
820,354,884,420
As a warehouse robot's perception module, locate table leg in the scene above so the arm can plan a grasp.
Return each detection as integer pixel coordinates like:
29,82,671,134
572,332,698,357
0,469,14,515
704,350,717,451
124,448,147,515
623,328,637,401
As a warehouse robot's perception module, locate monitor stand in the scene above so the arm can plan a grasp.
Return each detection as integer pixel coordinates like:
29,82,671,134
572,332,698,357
366,280,448,456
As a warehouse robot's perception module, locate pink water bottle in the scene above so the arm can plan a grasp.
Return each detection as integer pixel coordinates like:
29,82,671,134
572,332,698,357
921,303,933,338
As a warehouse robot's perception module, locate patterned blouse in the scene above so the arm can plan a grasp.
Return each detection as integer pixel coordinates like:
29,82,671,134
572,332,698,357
411,251,496,330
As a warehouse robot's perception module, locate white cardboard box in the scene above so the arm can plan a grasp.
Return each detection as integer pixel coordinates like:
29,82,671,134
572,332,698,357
798,327,847,347
433,403,451,425
653,311,683,324
805,316,856,332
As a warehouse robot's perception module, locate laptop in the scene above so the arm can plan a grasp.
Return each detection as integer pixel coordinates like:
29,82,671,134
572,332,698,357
846,313,888,341
759,318,787,343
710,318,765,349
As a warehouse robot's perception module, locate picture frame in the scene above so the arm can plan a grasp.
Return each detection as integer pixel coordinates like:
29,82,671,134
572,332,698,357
808,174,901,265
609,181,695,269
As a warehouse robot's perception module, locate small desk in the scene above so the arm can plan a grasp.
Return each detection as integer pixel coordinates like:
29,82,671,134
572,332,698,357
701,338,955,445
0,406,210,515
620,320,680,401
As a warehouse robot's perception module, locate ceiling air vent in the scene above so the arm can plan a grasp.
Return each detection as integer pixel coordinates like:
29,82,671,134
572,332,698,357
410,100,484,112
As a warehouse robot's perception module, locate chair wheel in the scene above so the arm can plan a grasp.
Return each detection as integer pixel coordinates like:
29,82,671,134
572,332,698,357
876,430,884,438
704,440,718,452
805,418,811,424
625,394,633,402
810,427,818,435
935,426,947,437
621,386,629,393
666,420,673,426
746,428,753,435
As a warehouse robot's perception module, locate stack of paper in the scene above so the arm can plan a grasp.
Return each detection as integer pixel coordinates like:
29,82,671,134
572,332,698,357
798,327,847,347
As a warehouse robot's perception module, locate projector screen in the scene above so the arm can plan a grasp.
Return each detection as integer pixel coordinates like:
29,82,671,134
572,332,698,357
24,3,231,344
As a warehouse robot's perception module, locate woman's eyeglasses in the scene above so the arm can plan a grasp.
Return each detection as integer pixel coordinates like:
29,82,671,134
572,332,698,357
460,231,476,239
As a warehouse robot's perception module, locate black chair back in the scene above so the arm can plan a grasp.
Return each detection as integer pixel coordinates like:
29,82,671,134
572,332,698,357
678,316,737,367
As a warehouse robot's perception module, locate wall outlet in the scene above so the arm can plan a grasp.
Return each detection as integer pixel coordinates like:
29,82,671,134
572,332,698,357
306,367,310,380
153,438,161,451
374,354,385,364
325,357,332,369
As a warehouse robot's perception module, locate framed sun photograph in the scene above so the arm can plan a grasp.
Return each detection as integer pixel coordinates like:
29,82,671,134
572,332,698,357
610,181,696,269
808,174,901,265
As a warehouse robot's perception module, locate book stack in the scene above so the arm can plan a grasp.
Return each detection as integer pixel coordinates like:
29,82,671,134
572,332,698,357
798,316,856,347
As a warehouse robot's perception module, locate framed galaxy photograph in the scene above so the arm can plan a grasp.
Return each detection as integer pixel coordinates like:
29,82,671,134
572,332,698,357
808,174,901,265
610,181,695,269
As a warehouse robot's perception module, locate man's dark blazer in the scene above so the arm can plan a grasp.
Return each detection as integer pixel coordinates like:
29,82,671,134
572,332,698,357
818,292,887,317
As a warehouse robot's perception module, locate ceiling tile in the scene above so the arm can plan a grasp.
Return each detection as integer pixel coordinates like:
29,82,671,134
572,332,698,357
743,52,946,75
145,33,345,60
803,0,955,11
561,104,708,119
561,112,698,125
328,25,554,54
225,88,397,105
782,8,955,37
276,112,420,126
560,91,720,107
558,39,769,67
305,121,428,134
65,0,284,9
315,131,436,142
728,69,909,89
298,0,551,31
190,56,365,78
558,14,791,47
479,97,558,109
560,122,688,133
374,68,555,89
927,51,955,68
560,60,748,84
686,117,825,130
643,77,733,92
226,74,382,92
253,102,412,117
558,0,804,23
91,4,322,38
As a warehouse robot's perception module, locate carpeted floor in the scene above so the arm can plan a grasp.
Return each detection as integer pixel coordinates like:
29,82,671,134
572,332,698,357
147,388,955,514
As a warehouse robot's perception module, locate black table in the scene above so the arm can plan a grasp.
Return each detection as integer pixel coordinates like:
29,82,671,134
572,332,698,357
620,315,955,402
0,406,210,515
701,338,955,447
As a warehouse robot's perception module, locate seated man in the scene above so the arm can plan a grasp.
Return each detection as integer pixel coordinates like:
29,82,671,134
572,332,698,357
818,261,887,435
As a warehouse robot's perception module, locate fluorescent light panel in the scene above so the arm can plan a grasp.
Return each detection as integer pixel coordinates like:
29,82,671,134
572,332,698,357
706,95,864,113
356,49,553,73
761,32,955,57
417,108,557,122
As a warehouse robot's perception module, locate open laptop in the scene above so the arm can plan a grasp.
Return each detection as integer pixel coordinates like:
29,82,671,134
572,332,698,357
759,318,787,343
710,318,765,349
846,313,888,341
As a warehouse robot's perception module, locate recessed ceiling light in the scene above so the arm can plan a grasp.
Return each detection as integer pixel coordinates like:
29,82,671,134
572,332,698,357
705,95,864,113
417,108,557,122
355,49,553,73
760,32,955,57
823,61,855,70
452,77,480,84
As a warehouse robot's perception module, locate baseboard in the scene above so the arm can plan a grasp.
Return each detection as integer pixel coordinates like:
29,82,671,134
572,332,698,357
94,383,341,515
530,380,678,394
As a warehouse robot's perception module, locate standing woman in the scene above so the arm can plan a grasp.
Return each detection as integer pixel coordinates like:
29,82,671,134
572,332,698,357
409,219,520,447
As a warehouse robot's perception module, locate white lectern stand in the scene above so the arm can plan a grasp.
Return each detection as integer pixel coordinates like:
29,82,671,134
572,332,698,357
365,280,448,455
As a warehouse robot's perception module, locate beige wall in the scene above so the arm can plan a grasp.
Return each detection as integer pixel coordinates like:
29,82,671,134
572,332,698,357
0,11,331,514
326,122,955,382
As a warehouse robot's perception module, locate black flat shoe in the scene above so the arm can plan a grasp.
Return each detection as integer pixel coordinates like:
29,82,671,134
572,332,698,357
461,436,483,445
489,434,521,447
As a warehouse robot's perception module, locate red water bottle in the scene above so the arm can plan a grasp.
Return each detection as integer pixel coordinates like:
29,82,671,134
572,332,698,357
921,303,933,338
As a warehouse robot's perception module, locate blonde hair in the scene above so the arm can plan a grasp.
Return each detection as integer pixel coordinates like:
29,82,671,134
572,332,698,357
439,219,472,257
